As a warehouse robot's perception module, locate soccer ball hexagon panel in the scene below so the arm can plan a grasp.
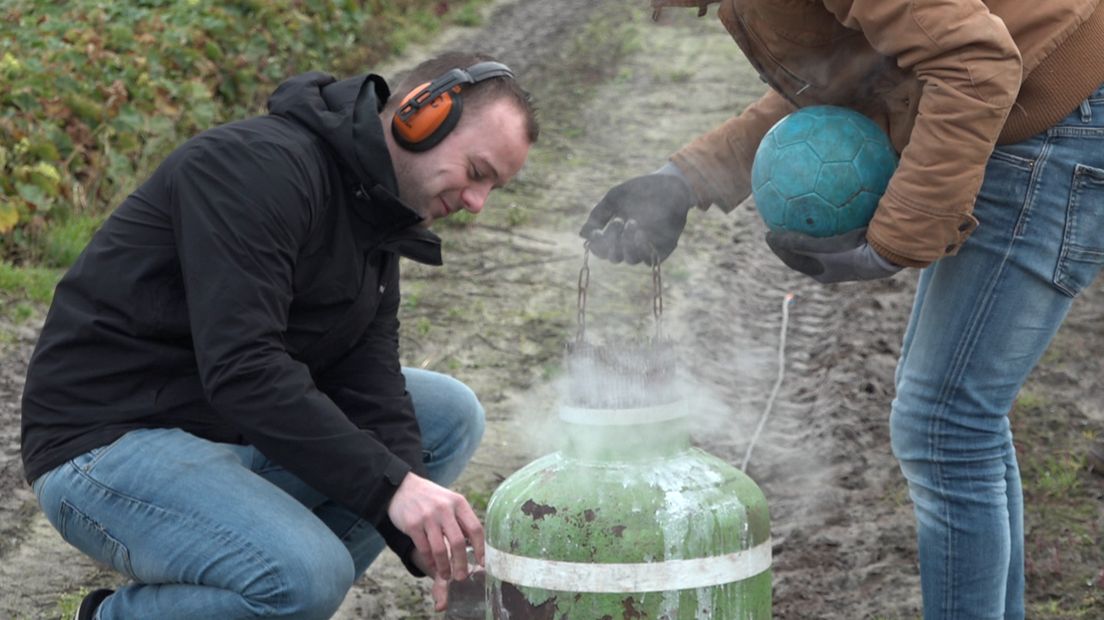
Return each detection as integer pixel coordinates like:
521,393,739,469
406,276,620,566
751,106,898,237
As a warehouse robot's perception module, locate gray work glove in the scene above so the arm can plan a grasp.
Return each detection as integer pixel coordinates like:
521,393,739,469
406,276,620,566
765,228,902,284
579,163,695,265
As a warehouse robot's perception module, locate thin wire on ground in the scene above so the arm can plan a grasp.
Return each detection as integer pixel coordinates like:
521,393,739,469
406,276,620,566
741,292,794,472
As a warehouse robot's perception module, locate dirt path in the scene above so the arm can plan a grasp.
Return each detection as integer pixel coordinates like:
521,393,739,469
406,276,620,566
2,1,1101,619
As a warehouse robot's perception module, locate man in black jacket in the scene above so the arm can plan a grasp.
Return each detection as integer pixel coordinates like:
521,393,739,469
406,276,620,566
21,51,538,619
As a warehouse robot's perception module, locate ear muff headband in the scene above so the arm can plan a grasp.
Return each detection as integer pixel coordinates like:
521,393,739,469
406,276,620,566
392,61,515,152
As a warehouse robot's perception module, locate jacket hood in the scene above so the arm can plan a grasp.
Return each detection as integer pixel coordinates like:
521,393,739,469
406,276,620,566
266,71,399,197
266,72,442,266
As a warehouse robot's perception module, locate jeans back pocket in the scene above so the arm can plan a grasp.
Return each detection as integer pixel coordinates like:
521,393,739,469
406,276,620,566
59,499,136,579
1055,163,1104,296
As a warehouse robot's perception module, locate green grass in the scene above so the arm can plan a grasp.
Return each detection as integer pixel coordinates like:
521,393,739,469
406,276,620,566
1029,454,1084,497
0,260,62,304
54,588,86,619
38,212,103,267
0,260,61,328
452,3,483,27
1014,389,1045,412
461,486,492,516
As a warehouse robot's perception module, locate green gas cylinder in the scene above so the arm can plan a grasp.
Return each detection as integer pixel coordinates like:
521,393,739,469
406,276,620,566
484,344,772,619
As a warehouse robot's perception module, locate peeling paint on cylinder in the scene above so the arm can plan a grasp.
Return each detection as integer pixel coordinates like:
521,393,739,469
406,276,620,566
485,401,771,619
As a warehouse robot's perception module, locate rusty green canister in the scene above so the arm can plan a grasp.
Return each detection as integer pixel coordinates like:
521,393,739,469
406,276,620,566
484,346,772,619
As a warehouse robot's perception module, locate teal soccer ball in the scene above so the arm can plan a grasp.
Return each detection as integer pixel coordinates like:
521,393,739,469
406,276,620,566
751,106,898,237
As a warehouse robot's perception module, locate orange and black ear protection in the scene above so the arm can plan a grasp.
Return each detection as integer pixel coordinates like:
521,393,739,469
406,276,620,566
391,61,515,152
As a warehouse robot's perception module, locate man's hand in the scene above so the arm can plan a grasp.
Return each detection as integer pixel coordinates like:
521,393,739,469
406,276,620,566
387,472,484,590
765,228,901,284
579,163,696,265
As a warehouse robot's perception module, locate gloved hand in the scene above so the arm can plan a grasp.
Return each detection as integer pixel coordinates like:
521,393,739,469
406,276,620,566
765,228,902,284
579,162,696,265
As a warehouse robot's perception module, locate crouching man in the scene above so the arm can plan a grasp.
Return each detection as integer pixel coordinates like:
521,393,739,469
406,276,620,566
21,51,538,619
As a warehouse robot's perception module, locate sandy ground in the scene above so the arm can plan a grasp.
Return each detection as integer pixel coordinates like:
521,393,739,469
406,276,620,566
1,1,1102,619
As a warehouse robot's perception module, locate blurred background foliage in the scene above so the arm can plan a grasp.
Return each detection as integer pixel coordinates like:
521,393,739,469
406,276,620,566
0,0,486,267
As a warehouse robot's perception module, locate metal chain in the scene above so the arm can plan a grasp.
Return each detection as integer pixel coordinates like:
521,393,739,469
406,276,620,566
576,243,590,345
576,243,664,343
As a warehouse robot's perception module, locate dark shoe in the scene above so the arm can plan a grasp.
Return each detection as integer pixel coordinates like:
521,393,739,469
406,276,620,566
74,589,113,620
1088,438,1104,476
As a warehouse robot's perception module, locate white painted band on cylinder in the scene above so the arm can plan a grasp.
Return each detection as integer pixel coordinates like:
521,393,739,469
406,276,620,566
558,402,687,426
485,539,772,593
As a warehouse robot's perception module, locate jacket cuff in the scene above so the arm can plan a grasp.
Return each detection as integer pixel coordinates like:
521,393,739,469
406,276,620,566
357,455,412,531
370,458,425,578
670,152,733,212
670,89,794,213
375,517,426,578
867,187,978,268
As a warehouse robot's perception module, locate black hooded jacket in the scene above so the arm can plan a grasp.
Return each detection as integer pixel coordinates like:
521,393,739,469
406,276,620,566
21,72,442,565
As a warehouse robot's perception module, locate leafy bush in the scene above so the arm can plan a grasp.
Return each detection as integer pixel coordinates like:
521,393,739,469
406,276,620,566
0,0,486,264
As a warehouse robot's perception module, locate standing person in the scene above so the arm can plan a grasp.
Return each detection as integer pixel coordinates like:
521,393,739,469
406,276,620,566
22,50,538,620
580,1,1104,618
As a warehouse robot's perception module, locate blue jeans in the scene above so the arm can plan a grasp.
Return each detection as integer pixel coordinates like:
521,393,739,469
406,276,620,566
32,368,485,620
891,84,1104,619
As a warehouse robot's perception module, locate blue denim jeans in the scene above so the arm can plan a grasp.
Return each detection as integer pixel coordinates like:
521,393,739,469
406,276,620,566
891,83,1104,620
32,368,485,620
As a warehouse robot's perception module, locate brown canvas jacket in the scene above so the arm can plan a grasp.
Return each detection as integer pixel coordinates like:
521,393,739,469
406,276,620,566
661,0,1104,267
